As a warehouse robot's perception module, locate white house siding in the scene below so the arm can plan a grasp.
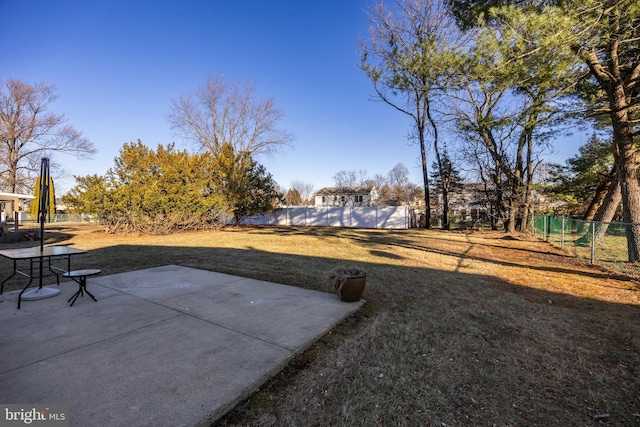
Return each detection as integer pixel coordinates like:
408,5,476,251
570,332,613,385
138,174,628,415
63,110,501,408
314,194,376,207
313,186,379,207
242,206,409,229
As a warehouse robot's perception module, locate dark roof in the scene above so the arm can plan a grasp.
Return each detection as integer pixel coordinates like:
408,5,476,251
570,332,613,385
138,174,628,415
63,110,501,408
314,186,374,196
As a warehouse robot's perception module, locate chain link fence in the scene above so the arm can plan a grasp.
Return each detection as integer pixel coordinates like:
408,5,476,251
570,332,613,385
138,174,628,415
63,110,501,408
530,215,640,279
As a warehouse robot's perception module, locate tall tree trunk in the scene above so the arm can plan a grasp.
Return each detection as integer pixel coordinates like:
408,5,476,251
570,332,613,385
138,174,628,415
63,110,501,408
585,139,621,237
426,97,448,229
619,155,640,262
518,130,535,232
612,87,640,262
477,161,499,230
494,172,507,231
577,3,640,262
584,174,614,221
506,195,517,233
419,128,431,229
442,189,450,229
511,130,526,233
479,128,512,232
593,172,621,222
592,172,621,242
520,172,533,232
506,168,520,233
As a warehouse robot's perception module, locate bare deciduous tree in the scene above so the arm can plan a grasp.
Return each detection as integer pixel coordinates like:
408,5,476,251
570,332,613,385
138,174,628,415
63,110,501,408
369,173,391,199
388,163,410,201
290,180,315,204
284,188,303,206
360,0,465,228
332,170,369,188
168,74,294,158
0,78,95,193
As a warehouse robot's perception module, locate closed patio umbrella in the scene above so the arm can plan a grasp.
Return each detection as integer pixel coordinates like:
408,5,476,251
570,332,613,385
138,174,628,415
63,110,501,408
21,157,60,300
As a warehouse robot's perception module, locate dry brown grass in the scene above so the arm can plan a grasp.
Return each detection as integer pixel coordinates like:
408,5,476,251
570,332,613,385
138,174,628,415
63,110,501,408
2,224,639,426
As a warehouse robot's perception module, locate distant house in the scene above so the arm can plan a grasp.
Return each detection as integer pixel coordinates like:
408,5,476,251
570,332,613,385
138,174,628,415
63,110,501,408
438,183,569,226
0,192,35,222
444,183,488,222
314,186,380,207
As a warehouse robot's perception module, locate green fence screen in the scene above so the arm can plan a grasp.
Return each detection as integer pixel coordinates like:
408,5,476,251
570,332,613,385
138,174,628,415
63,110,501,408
530,215,640,279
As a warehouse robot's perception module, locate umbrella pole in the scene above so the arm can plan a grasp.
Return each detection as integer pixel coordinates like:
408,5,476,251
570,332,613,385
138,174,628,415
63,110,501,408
39,157,49,287
22,158,60,301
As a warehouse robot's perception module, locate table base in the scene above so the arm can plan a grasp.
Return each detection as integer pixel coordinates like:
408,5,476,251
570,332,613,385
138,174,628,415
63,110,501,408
21,287,61,300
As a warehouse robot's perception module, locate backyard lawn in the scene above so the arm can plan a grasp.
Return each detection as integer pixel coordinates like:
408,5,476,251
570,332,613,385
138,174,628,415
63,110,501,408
1,223,638,426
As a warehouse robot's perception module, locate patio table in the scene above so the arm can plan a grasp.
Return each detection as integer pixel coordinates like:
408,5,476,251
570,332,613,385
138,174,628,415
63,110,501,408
0,245,87,309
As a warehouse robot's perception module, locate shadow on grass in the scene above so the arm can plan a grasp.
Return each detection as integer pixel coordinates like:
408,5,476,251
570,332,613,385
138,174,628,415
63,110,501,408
0,224,90,249
1,237,639,426
2,226,638,297
4,240,637,313
331,227,638,284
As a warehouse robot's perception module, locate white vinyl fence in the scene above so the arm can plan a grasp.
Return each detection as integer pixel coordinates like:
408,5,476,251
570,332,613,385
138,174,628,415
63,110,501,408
242,206,410,229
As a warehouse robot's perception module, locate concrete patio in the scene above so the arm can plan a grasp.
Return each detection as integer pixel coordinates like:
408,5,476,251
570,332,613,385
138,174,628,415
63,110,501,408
0,265,364,426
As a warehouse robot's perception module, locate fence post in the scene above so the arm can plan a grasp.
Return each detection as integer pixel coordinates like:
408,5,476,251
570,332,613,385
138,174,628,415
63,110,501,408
591,221,596,265
350,207,352,228
405,205,408,229
561,217,565,250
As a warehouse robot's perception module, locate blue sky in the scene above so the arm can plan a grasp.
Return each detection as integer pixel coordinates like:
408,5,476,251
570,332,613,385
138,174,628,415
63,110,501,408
1,0,585,195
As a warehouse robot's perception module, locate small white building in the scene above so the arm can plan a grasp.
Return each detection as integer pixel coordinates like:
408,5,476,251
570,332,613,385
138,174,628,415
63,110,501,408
0,192,35,222
314,186,380,207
